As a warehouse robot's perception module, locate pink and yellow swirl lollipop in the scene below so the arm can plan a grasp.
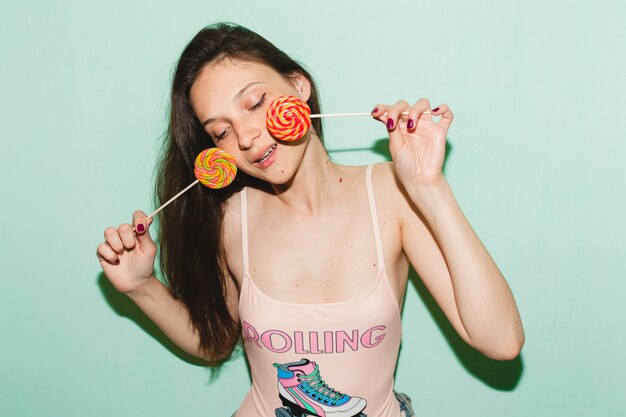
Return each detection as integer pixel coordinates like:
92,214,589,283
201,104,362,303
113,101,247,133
194,148,237,189
266,95,312,141
142,148,237,224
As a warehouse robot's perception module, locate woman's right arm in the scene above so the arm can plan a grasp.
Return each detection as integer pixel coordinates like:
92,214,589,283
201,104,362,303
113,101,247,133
96,210,224,364
125,274,224,363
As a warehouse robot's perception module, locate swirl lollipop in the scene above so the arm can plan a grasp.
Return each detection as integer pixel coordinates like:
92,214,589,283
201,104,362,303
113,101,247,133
266,95,312,141
141,148,237,224
194,148,237,189
265,95,433,142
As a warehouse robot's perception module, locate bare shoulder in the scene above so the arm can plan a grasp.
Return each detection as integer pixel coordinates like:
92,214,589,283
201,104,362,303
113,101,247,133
370,161,414,218
370,161,398,188
370,161,432,248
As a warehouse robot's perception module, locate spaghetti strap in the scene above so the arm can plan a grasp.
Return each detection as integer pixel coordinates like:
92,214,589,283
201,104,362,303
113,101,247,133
240,187,250,276
366,164,386,272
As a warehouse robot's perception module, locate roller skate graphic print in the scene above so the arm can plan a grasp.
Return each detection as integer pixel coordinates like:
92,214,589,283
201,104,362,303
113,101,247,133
273,358,367,417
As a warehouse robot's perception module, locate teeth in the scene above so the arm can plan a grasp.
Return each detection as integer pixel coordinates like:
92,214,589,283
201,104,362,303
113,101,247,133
257,144,276,163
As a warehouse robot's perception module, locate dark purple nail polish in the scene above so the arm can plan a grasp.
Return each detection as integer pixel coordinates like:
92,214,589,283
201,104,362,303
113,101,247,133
407,119,414,129
137,223,145,233
432,107,440,113
387,118,394,129
371,107,379,114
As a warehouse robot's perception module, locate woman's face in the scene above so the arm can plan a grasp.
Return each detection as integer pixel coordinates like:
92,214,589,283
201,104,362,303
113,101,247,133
190,58,311,185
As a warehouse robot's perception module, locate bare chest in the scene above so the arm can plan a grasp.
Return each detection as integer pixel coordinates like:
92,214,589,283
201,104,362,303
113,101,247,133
245,206,382,303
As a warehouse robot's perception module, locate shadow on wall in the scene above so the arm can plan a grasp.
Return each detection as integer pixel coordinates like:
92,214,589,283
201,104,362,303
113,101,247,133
327,138,395,159
328,137,450,163
408,263,524,390
97,271,235,383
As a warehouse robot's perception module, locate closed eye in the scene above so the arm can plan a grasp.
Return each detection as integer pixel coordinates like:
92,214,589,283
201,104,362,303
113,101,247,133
214,93,266,141
215,129,228,141
251,93,266,110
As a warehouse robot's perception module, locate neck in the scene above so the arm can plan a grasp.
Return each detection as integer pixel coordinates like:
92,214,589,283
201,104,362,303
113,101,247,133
271,132,343,215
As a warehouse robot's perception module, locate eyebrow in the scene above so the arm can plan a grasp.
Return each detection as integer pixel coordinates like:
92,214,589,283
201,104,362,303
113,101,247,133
201,81,264,127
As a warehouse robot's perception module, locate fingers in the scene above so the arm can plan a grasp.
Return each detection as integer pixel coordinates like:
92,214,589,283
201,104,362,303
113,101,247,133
407,98,432,130
372,98,433,131
97,211,154,265
431,104,454,131
133,210,157,253
97,227,125,265
387,100,410,130
97,241,120,265
371,100,412,159
371,100,409,130
118,223,136,249
132,210,152,235
98,224,134,263
372,99,453,132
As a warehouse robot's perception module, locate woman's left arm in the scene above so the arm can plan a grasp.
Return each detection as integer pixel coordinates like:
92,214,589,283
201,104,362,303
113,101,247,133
372,99,525,360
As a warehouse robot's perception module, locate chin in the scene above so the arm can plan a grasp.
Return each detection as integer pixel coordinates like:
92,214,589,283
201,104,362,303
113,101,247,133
266,172,293,186
264,165,299,187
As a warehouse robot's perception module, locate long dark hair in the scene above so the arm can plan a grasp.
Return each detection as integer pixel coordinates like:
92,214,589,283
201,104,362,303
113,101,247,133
153,22,324,362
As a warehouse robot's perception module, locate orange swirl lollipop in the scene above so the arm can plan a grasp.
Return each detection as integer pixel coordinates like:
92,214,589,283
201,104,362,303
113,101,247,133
194,148,237,189
266,95,312,141
265,95,433,144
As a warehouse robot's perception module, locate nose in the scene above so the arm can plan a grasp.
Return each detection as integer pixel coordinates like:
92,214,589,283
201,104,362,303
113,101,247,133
235,123,261,150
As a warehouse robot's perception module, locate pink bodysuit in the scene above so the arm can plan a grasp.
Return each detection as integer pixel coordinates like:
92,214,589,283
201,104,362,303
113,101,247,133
235,164,404,417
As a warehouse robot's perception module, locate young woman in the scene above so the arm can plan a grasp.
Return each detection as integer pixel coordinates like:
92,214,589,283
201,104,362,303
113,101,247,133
96,22,524,417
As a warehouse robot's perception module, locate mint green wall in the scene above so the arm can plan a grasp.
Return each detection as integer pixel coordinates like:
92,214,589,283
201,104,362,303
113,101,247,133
2,1,624,416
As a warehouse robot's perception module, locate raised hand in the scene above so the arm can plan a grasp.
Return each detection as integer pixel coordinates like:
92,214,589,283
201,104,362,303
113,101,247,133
96,211,157,294
371,98,453,188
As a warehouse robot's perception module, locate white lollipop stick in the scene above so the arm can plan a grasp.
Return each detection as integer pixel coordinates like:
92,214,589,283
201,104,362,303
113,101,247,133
134,180,199,231
145,179,200,222
309,110,430,118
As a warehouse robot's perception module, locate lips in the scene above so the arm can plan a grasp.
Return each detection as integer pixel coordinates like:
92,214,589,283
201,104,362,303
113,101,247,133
254,143,277,164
